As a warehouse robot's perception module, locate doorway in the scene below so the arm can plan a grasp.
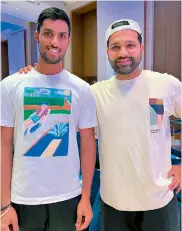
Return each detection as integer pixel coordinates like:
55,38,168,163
71,1,97,84
1,40,9,79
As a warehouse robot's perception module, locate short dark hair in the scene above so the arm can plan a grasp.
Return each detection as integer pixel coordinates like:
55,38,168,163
37,7,71,36
107,32,142,47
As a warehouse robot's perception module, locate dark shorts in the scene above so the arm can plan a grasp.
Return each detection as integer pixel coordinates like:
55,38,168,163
12,195,81,231
101,195,180,231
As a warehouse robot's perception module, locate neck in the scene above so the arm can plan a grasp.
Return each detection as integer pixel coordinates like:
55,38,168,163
35,57,63,75
116,68,142,81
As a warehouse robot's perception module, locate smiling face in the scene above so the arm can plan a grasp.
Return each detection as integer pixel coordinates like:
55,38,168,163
35,19,70,65
107,29,144,75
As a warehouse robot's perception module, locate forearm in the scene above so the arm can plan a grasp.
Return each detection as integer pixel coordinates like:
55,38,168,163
80,131,96,200
1,127,14,207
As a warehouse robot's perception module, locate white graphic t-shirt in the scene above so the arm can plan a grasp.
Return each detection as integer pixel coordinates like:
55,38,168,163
91,70,181,211
0,68,97,205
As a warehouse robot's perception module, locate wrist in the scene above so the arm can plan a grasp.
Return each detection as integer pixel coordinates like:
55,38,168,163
0,206,12,218
81,191,90,201
1,200,11,208
1,202,12,212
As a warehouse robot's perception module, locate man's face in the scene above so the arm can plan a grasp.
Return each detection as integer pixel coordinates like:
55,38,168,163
35,19,70,64
107,30,143,75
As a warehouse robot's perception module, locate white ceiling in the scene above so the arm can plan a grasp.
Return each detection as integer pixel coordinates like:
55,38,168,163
1,1,68,22
1,1,92,22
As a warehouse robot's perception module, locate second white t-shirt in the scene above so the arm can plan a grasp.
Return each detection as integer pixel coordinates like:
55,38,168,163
92,70,181,211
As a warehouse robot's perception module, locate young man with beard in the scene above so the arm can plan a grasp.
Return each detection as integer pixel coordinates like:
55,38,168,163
0,7,96,231
91,19,181,231
19,19,181,231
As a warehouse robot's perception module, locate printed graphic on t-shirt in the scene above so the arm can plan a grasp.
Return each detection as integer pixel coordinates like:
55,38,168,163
149,98,164,133
23,87,71,157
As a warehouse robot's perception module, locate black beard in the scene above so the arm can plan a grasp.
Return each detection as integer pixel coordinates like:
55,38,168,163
109,56,142,75
39,51,62,64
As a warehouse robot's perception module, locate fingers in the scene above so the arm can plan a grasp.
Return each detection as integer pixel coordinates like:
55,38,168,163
27,65,33,71
18,68,24,74
2,227,10,231
11,218,19,231
75,199,93,230
77,214,93,231
18,65,33,74
18,67,28,74
176,184,181,194
12,220,19,231
1,223,11,231
24,68,28,74
168,165,181,192
168,168,174,178
169,177,180,191
1,226,10,231
75,212,82,230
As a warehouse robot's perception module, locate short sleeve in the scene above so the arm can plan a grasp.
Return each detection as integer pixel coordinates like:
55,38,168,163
78,85,97,129
0,80,15,127
172,77,181,118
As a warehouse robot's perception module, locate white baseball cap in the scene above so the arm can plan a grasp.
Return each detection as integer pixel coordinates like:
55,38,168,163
105,19,142,42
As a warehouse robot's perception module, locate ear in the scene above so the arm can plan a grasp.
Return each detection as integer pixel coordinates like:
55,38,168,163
106,48,109,55
34,31,39,42
68,36,71,45
141,43,144,52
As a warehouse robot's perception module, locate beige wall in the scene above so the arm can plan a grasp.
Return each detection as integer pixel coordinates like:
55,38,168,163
83,9,97,77
71,13,84,78
97,1,145,80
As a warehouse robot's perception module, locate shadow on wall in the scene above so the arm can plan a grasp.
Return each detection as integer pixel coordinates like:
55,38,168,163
1,21,23,40
1,21,26,78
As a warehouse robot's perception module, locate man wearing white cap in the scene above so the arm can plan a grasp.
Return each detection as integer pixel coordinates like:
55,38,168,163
91,19,181,231
19,19,181,231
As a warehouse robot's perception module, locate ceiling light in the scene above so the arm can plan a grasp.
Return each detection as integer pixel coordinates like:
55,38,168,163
27,0,42,5
1,0,8,4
